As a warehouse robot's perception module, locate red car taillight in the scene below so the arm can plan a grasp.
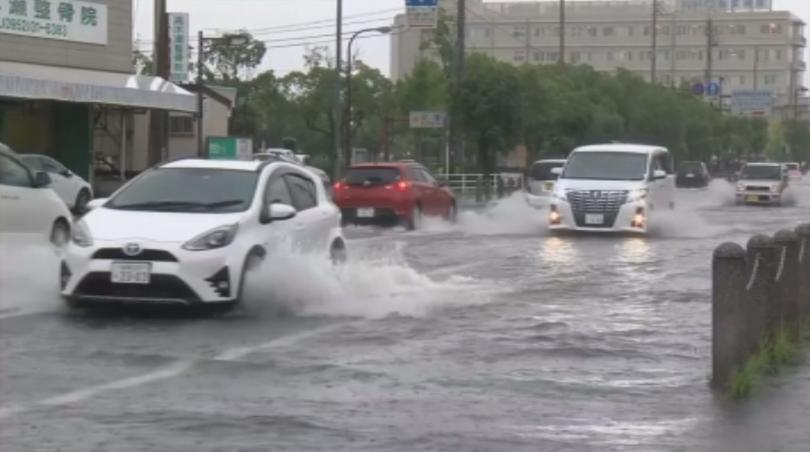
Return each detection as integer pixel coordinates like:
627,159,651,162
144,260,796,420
384,181,411,192
333,181,346,191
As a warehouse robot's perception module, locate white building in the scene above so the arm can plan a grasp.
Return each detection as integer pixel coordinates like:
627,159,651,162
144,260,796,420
392,0,806,107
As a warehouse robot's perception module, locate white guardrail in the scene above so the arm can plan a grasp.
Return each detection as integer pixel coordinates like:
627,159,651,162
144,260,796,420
440,173,500,195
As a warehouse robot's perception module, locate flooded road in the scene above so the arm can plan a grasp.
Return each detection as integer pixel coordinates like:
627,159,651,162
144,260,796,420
1,179,809,452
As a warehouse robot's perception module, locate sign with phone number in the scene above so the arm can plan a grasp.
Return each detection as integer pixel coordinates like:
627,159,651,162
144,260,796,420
0,0,107,45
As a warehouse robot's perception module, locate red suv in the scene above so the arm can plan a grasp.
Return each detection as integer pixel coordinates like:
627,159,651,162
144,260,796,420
333,162,456,229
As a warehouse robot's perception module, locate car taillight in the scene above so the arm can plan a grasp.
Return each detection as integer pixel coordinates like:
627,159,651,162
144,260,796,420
395,181,411,192
333,181,345,191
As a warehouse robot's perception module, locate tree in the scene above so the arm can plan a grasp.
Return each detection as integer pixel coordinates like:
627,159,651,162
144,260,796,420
132,49,153,75
203,31,266,82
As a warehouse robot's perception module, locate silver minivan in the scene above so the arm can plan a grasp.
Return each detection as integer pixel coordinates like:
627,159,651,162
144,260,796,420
526,159,566,207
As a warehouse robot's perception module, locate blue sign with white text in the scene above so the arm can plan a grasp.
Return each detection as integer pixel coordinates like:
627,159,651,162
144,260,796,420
706,82,721,96
406,0,438,5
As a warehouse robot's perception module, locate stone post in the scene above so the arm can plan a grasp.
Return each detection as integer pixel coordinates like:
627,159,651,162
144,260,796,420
745,235,779,350
796,224,810,322
774,229,800,337
712,242,747,389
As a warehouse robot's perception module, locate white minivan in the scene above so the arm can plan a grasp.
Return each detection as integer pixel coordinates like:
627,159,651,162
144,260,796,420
549,144,676,233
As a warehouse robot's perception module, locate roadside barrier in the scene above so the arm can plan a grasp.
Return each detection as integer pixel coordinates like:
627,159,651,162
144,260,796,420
712,223,810,389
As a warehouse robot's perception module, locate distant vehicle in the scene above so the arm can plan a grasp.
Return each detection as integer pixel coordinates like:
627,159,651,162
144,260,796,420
783,162,802,180
735,163,788,206
19,154,93,213
0,144,72,246
253,151,331,195
525,159,566,206
333,161,456,230
549,144,676,234
675,161,711,188
60,158,346,310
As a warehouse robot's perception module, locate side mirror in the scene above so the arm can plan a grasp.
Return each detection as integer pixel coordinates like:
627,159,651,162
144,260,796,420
33,171,52,187
550,167,563,176
86,198,107,210
652,170,668,180
262,203,297,224
61,169,74,178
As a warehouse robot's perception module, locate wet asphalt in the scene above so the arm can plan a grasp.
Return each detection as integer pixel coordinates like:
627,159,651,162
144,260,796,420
1,178,809,452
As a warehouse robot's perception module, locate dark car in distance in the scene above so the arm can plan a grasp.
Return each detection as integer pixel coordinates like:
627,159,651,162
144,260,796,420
676,161,711,188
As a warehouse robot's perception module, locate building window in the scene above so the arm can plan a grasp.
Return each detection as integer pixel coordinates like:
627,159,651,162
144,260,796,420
643,25,651,36
625,51,633,61
513,26,526,38
169,115,194,136
739,75,746,85
603,26,615,37
534,27,543,37
587,52,593,62
547,51,560,62
570,51,581,63
761,23,783,34
606,51,614,62
774,49,783,60
627,26,635,37
513,50,526,62
483,27,492,38
533,51,543,62
587,26,598,37
764,74,778,85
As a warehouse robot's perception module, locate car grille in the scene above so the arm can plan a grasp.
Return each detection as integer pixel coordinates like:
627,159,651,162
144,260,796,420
74,272,199,301
92,249,178,262
566,190,628,228
745,186,771,192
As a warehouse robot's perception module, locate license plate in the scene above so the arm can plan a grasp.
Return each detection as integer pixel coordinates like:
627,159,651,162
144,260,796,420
111,262,151,284
356,208,375,218
745,195,759,203
686,173,695,178
544,182,555,191
585,213,604,225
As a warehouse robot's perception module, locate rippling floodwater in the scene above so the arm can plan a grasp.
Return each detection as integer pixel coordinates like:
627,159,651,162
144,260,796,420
1,179,809,452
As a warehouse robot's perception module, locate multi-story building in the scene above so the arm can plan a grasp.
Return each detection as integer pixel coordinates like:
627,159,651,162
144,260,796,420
392,0,806,109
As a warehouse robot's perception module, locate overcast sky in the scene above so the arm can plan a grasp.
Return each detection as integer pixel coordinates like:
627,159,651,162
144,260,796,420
133,0,810,83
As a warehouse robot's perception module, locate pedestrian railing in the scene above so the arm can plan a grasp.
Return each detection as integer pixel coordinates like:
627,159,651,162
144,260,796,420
440,173,499,195
712,223,810,391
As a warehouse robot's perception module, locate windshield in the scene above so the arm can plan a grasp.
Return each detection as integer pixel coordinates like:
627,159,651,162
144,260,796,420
107,168,258,213
345,167,401,186
562,152,648,181
678,162,703,173
786,163,799,171
529,162,564,181
740,165,782,181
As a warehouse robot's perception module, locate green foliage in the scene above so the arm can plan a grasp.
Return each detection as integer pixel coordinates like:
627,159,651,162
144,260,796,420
728,329,800,399
204,32,266,82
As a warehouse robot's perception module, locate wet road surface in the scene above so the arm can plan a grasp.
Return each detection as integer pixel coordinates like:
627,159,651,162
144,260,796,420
1,179,809,452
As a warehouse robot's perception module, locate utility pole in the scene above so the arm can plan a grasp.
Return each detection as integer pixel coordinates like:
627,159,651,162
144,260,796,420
196,30,205,157
651,0,658,83
449,0,466,172
333,0,343,178
559,0,565,64
705,16,714,90
752,45,759,91
148,0,170,165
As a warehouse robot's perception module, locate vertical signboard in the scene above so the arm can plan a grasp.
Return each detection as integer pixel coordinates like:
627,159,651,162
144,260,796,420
168,12,189,82
409,111,447,128
208,136,253,161
730,90,773,117
0,0,108,44
405,0,438,29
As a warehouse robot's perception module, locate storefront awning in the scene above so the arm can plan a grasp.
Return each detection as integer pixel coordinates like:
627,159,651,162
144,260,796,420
0,62,196,113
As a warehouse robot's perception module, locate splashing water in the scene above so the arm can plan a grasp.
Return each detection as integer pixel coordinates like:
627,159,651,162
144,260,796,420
455,192,547,236
0,234,63,318
241,240,496,320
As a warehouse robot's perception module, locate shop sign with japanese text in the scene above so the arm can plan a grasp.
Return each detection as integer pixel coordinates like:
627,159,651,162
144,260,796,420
0,0,107,45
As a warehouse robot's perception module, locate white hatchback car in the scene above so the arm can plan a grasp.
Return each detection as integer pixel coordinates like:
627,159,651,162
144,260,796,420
61,158,346,309
549,144,676,234
0,144,72,246
19,154,93,213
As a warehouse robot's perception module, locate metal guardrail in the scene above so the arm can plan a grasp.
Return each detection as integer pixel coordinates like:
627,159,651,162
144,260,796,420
440,173,499,195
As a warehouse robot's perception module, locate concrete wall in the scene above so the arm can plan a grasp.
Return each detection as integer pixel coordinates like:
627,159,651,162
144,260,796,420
0,0,132,73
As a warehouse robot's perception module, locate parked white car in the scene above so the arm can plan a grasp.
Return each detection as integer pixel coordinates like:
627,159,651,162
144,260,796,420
735,163,788,206
0,144,72,246
526,158,566,207
60,158,346,310
19,154,93,213
549,144,676,234
783,162,803,181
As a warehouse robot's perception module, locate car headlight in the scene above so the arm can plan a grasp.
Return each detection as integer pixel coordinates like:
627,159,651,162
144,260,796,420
182,224,239,251
71,220,93,247
552,190,567,201
736,183,745,192
770,185,780,193
626,188,649,203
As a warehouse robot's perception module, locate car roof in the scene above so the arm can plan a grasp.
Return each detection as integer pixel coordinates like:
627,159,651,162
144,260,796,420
161,159,264,172
572,144,667,154
350,162,421,169
744,162,781,167
531,159,567,164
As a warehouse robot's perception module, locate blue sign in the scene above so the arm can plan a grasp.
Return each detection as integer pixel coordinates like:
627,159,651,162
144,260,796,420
691,83,705,96
707,82,721,96
405,0,438,5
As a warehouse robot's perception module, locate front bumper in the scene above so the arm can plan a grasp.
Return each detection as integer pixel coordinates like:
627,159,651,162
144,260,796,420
735,191,782,205
549,200,648,233
61,240,240,305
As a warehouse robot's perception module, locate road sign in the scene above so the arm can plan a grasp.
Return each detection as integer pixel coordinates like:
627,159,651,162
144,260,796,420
730,90,772,117
208,137,253,161
691,83,705,96
168,12,189,82
410,111,446,129
706,82,721,97
405,0,438,29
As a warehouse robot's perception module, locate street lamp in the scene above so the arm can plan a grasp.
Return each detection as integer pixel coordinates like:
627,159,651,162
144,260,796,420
196,33,248,157
343,26,392,168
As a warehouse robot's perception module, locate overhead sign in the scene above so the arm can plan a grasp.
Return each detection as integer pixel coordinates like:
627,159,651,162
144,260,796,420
208,137,253,161
168,12,189,82
410,110,446,129
405,0,438,29
706,82,721,97
691,83,705,96
679,0,771,11
0,0,107,44
730,90,772,117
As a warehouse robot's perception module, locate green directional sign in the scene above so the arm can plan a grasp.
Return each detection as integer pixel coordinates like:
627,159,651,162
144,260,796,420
207,136,253,161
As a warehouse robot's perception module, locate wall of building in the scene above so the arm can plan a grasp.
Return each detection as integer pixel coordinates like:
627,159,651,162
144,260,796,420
0,0,132,73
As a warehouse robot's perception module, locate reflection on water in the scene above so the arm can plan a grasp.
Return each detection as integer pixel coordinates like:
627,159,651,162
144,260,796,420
617,237,653,264
540,236,577,266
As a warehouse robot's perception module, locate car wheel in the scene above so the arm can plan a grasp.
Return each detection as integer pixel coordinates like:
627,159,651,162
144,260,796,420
234,250,265,307
405,205,422,231
50,219,70,248
330,240,347,265
74,189,91,214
